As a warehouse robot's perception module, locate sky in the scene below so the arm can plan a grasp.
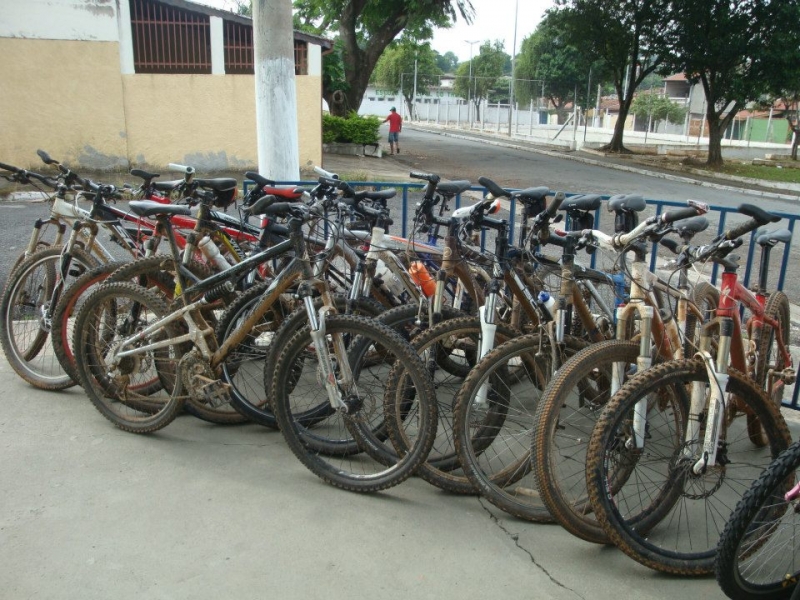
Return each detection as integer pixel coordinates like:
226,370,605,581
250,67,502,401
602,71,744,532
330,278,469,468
193,0,556,62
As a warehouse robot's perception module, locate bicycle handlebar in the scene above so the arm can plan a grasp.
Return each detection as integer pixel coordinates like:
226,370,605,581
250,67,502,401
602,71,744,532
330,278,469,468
168,163,195,176
410,171,440,184
313,166,338,180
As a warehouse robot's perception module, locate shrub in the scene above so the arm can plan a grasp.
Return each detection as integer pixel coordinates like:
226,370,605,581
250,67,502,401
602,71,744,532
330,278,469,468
323,112,380,145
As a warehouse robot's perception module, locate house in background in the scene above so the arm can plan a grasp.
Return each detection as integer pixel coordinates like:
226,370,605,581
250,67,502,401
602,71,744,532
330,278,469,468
0,0,331,171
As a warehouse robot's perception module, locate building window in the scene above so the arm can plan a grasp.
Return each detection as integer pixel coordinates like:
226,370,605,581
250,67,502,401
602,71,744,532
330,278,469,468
224,19,253,74
130,0,211,73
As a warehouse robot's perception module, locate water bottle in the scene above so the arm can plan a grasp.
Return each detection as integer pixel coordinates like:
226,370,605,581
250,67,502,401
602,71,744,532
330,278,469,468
408,261,436,297
198,235,232,272
538,291,557,320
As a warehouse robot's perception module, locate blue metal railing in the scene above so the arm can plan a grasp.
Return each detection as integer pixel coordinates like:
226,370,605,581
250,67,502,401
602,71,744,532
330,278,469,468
245,179,800,408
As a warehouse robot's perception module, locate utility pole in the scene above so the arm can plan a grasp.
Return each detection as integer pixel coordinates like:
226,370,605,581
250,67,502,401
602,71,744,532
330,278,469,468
252,0,299,179
413,58,418,121
507,0,519,137
466,40,480,129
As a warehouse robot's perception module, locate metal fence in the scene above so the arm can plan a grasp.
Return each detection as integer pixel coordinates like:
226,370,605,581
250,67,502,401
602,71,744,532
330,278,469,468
247,179,800,408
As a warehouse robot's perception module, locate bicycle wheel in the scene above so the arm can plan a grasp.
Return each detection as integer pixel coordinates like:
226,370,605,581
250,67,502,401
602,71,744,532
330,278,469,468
757,291,791,408
452,333,587,522
716,440,800,600
533,340,644,544
216,286,381,429
383,316,519,494
270,314,437,493
685,281,720,355
73,282,186,433
51,261,176,386
0,246,97,389
586,358,791,575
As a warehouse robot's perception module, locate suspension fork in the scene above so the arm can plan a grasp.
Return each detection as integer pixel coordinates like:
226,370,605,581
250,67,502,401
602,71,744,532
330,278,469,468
299,281,350,412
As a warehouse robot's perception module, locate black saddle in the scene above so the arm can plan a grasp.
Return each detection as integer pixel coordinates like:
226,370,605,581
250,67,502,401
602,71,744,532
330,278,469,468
128,200,191,218
757,228,792,246
437,180,472,196
560,194,602,212
608,194,646,213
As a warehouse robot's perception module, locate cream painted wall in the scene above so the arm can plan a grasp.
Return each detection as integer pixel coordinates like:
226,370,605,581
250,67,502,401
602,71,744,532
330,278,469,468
0,36,323,171
122,73,321,170
0,38,129,170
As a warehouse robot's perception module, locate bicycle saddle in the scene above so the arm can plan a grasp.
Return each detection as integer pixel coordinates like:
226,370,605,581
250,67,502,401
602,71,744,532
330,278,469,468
757,228,792,246
194,178,238,192
608,194,646,212
245,171,276,187
130,169,160,181
513,186,549,202
129,200,191,218
437,180,471,196
560,194,601,211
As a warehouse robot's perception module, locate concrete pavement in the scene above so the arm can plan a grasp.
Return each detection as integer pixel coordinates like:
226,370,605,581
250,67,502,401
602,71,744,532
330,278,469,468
7,356,798,600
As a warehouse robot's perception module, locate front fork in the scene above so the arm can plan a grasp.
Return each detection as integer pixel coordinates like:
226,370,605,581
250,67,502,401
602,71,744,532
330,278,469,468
301,288,351,413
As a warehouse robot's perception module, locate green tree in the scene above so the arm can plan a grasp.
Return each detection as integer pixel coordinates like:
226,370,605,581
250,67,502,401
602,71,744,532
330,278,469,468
555,0,676,152
630,91,686,130
452,41,506,121
371,40,443,117
294,0,473,116
665,0,800,167
435,51,459,74
514,10,603,123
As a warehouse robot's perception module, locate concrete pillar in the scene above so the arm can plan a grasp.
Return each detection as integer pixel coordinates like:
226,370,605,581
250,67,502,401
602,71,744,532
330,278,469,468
116,0,135,74
210,16,225,75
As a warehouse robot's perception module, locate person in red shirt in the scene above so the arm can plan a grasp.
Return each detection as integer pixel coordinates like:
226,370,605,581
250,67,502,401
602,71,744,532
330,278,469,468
383,107,402,155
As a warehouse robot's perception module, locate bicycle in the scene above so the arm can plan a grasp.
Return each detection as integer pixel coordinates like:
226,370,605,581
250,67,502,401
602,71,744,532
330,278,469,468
72,197,438,492
584,203,794,574
715,438,800,599
450,197,706,520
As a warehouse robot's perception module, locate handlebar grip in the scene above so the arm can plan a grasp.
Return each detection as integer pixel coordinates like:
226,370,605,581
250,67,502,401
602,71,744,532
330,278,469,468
659,238,681,253
546,191,566,218
337,180,356,197
313,166,338,179
409,171,440,183
37,149,56,165
0,161,20,173
725,218,761,241
168,163,195,175
661,206,701,224
478,176,510,198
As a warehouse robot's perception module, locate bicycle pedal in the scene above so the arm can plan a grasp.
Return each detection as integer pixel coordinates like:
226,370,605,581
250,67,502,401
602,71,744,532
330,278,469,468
197,377,232,408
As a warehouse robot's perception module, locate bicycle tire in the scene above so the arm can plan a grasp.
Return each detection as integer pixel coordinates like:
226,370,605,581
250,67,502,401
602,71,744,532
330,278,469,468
533,340,646,544
73,281,186,433
756,291,791,408
586,358,791,575
271,314,437,493
383,316,519,494
0,246,98,389
216,286,382,429
685,281,720,355
51,260,178,386
108,256,252,424
715,440,800,600
452,332,587,522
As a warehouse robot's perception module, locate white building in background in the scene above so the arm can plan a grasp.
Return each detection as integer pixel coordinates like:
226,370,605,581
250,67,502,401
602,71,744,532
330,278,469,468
359,75,466,118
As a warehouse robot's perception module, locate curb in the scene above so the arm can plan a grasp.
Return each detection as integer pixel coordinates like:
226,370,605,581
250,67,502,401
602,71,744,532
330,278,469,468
408,124,800,202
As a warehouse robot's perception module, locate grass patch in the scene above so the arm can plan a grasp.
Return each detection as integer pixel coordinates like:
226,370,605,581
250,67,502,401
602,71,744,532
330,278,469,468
717,162,800,183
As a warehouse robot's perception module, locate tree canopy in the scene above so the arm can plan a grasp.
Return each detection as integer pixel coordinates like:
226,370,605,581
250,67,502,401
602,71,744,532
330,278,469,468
663,0,800,166
555,0,675,152
293,0,473,116
630,91,686,127
371,40,443,118
452,41,507,121
514,10,601,121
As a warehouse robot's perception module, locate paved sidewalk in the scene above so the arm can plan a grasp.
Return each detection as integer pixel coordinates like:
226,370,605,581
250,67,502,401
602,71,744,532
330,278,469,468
5,358,798,599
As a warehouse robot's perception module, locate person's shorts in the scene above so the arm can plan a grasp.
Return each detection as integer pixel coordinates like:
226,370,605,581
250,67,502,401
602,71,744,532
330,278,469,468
388,132,399,143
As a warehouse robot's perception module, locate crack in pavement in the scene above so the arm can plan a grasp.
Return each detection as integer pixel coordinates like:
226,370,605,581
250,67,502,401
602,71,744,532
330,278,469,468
478,498,586,600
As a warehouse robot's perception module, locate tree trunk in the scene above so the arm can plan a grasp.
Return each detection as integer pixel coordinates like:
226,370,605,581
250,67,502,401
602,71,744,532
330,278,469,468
792,134,799,160
706,116,724,168
252,0,299,179
604,101,632,153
